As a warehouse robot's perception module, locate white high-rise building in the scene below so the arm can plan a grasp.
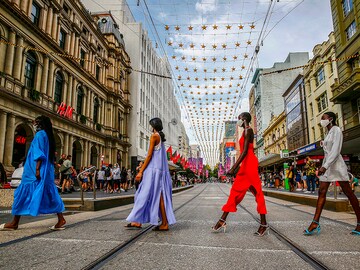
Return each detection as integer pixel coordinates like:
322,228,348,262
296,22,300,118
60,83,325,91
82,0,185,171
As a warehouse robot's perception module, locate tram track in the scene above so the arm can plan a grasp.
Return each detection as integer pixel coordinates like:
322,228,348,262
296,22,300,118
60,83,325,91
81,184,208,270
0,186,197,249
216,183,331,270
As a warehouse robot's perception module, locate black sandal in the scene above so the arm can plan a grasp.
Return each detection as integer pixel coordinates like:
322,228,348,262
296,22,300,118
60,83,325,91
152,226,169,231
124,223,142,229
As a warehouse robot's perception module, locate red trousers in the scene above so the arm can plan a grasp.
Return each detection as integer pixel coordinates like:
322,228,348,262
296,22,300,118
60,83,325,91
222,176,267,215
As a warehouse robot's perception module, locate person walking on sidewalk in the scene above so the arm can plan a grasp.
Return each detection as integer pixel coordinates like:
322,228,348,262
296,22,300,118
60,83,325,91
212,112,268,236
126,118,176,231
61,155,73,194
304,156,316,194
0,116,66,231
304,112,360,236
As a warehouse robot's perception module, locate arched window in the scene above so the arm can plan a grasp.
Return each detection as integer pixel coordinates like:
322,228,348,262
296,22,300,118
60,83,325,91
54,72,63,104
93,97,100,123
76,87,84,114
24,51,36,89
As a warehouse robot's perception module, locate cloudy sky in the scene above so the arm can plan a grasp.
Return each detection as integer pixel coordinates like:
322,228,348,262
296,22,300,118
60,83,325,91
82,0,334,165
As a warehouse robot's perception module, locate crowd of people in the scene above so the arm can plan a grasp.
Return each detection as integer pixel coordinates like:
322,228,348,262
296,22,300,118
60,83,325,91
261,156,359,194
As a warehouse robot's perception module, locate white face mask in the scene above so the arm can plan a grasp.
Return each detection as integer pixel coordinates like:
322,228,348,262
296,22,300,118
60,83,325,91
320,119,331,128
33,124,41,133
237,119,244,127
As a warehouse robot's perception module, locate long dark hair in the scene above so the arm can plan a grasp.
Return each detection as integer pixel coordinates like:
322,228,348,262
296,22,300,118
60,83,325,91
149,118,166,142
324,111,338,126
36,115,56,162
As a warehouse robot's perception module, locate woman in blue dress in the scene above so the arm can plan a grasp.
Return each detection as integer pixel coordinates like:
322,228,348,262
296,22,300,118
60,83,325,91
0,116,66,231
126,118,176,231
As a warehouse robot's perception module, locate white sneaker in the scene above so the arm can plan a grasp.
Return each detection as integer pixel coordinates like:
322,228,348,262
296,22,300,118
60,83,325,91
120,188,125,192
311,191,315,194
304,191,311,194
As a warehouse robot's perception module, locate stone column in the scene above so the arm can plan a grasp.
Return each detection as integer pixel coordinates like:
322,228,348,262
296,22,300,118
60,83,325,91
47,60,54,97
51,12,58,40
70,32,76,56
68,135,73,157
20,0,28,13
12,0,20,7
4,30,16,76
0,111,7,163
74,35,79,59
100,100,105,125
86,90,91,117
12,35,24,80
67,74,73,106
310,77,316,93
89,91,94,120
46,7,53,36
3,114,16,166
72,78,77,109
83,140,89,166
27,0,34,16
63,133,69,155
40,57,49,94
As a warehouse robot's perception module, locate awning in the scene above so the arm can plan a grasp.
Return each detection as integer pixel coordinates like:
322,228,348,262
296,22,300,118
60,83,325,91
258,153,282,167
168,161,180,171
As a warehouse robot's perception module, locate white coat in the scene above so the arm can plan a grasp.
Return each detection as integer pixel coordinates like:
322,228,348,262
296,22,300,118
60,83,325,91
320,126,349,182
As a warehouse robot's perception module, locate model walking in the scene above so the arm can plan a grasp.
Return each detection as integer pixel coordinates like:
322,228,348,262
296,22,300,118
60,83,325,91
0,116,66,231
126,118,176,231
212,112,268,236
304,112,360,235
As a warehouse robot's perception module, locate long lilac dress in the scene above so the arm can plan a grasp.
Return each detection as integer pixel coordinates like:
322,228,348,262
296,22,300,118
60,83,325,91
126,138,176,225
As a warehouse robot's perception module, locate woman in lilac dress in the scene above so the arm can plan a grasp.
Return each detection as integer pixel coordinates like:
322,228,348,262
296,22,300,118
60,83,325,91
126,118,176,231
0,116,66,231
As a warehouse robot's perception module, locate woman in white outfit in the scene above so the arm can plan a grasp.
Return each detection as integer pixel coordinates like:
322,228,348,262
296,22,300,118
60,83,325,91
304,112,360,236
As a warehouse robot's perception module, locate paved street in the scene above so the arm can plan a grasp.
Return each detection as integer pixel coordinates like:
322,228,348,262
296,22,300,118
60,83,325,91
1,183,359,270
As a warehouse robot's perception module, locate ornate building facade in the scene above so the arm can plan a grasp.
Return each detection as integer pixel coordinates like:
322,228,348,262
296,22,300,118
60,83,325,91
0,0,132,170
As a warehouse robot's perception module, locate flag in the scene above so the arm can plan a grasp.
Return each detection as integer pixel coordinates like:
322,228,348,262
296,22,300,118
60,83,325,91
171,151,177,162
166,146,172,161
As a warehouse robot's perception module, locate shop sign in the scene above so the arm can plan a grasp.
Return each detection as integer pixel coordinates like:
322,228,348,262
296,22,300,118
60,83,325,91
280,149,289,158
297,143,316,155
15,135,26,145
57,102,74,119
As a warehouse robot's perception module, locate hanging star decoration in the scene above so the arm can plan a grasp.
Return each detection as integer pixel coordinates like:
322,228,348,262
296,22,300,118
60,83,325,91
165,25,170,31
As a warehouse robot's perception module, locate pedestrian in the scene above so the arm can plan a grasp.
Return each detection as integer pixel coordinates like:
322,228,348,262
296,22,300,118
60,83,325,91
0,116,66,231
105,164,113,193
0,162,7,186
61,155,73,194
58,153,66,187
304,156,316,194
135,161,143,190
112,164,121,192
127,169,132,190
286,165,296,192
351,175,359,193
212,112,268,236
304,112,360,235
120,167,127,192
274,172,281,190
97,167,105,190
126,118,176,231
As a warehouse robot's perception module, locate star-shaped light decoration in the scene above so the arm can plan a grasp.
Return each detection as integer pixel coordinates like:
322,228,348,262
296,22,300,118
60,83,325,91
168,41,173,46
222,44,227,49
237,83,241,87
193,68,198,72
178,42,184,48
233,55,238,60
222,68,226,72
202,25,207,30
231,67,236,71
201,44,206,49
190,43,195,48
239,75,243,79
180,83,184,87
188,25,193,31
187,76,190,80
250,23,255,29
223,56,227,61
230,76,234,80
172,55,176,59
247,40,252,45
244,53,248,58
238,24,244,30
165,25,170,31
213,24,218,30
204,68,207,72
175,25,180,31
241,65,246,69
192,57,196,61
175,66,179,70
212,44,217,49
181,56,186,60
202,57,207,62
178,75,181,80
184,67,189,71
212,57,217,62
221,77,225,81
226,24,232,30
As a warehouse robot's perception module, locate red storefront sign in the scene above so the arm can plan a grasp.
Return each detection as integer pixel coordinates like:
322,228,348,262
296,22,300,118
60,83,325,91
15,135,26,144
57,102,74,119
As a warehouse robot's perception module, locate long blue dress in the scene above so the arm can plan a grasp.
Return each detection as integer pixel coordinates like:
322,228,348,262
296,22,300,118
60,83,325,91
126,139,176,225
12,130,65,216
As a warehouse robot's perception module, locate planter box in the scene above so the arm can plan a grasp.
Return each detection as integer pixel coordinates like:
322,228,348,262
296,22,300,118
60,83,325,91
0,189,14,207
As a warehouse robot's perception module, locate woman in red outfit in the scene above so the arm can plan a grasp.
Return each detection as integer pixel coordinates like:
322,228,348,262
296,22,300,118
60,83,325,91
212,112,268,236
